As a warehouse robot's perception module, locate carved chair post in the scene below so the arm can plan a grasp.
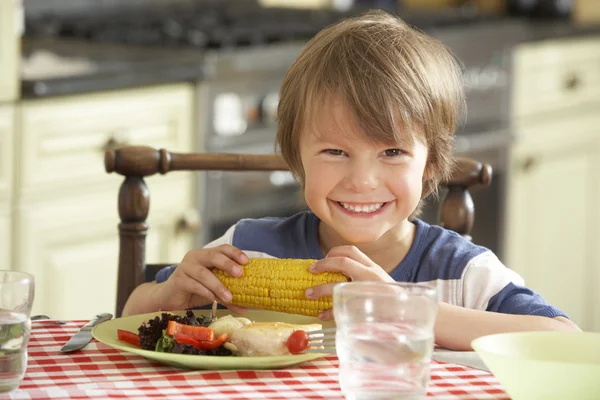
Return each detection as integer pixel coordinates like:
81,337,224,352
105,146,164,317
438,159,493,241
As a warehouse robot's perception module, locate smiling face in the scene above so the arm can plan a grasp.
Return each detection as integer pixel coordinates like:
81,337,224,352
300,98,430,245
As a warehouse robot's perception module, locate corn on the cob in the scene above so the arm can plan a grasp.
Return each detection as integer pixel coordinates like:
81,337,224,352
213,258,349,317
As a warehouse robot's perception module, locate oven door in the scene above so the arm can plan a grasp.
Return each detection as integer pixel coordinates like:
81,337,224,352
197,143,308,246
418,129,511,261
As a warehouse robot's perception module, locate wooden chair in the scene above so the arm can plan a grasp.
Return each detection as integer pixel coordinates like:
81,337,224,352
105,146,492,317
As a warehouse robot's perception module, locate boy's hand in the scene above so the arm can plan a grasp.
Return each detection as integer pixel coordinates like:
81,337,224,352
306,245,394,320
157,244,249,313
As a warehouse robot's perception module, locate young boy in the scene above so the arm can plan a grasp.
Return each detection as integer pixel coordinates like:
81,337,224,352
123,10,580,350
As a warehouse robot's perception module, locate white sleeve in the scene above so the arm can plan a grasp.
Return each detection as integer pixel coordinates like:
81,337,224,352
203,224,236,248
202,223,276,259
461,251,525,310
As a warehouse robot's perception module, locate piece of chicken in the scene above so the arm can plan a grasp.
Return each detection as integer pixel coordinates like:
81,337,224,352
208,315,252,337
224,322,322,357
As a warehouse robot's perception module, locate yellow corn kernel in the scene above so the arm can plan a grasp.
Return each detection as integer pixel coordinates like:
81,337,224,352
212,258,349,317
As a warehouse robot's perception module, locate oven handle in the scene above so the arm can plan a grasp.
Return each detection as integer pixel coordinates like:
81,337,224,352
269,171,297,187
454,129,512,154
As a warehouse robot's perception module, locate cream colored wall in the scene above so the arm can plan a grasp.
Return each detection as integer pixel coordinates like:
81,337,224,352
0,0,22,103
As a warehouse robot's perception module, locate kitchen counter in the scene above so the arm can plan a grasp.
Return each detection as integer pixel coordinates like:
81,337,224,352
19,18,600,99
521,19,600,42
20,38,205,98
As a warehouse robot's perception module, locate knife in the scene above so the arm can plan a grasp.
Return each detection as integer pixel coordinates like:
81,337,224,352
60,313,113,353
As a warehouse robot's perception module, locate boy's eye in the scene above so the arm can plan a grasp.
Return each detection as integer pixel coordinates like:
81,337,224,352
324,149,345,156
383,148,403,157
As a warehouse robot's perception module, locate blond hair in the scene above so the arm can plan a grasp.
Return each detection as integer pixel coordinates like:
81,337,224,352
276,10,465,211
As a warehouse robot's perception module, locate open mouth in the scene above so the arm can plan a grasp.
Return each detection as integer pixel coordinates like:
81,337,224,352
337,201,389,214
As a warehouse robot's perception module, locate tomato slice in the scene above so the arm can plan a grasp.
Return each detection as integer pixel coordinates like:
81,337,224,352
173,333,201,347
197,333,228,350
166,321,214,341
173,332,229,350
286,330,309,354
117,329,140,347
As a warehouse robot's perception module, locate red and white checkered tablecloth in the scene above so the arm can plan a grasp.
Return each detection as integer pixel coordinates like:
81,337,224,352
3,320,510,400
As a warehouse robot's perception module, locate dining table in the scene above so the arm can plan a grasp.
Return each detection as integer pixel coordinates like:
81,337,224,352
3,319,511,400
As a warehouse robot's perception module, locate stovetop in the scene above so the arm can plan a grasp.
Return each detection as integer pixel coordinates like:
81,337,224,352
24,0,503,51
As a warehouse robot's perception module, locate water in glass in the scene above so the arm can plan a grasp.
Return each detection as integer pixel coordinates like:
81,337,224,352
337,322,434,400
0,311,31,392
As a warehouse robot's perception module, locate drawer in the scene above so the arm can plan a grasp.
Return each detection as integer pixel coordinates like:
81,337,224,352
513,36,600,118
17,83,194,198
0,105,14,201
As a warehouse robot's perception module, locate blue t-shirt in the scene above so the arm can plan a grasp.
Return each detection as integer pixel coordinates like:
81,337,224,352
156,211,567,318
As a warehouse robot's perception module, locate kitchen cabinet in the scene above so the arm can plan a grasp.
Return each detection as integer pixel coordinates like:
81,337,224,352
0,0,21,102
15,177,194,319
0,104,14,271
13,83,198,319
505,121,600,331
17,84,194,198
506,36,600,332
0,204,10,271
0,104,14,203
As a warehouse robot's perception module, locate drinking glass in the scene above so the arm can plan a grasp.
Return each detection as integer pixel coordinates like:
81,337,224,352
333,282,438,400
0,271,35,393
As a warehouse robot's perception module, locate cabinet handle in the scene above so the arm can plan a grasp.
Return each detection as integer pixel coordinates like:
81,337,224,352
520,156,537,173
176,209,202,233
564,74,581,91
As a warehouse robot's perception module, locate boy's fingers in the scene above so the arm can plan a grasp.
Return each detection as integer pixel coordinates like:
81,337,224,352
179,276,216,303
306,282,337,299
326,246,376,267
215,245,249,265
310,256,356,275
225,304,248,314
318,308,334,321
205,251,244,278
184,262,232,303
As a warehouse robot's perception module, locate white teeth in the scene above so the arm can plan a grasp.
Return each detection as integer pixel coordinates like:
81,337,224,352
339,202,385,213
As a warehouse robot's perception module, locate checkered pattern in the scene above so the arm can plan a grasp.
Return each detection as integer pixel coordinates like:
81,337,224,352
5,320,510,399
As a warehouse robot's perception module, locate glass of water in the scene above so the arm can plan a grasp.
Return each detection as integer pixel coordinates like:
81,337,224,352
0,271,35,393
333,282,437,400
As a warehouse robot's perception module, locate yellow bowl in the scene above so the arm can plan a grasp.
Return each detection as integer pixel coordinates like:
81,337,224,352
471,331,600,400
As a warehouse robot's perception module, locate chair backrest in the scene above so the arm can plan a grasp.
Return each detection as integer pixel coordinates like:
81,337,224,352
105,146,492,317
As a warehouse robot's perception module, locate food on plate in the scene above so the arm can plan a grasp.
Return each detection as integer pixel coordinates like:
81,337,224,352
117,311,319,357
225,321,320,356
208,314,252,337
212,258,349,317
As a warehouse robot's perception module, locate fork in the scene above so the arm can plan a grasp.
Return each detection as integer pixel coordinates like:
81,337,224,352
31,315,67,325
300,328,337,354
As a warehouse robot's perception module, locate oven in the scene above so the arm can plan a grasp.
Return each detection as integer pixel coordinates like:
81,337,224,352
195,44,310,246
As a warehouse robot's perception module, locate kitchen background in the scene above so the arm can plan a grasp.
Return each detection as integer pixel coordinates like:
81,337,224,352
0,0,599,330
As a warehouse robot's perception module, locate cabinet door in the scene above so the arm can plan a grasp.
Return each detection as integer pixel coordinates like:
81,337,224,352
0,0,20,102
15,177,195,320
505,138,598,331
0,105,14,202
0,203,10,270
18,83,194,198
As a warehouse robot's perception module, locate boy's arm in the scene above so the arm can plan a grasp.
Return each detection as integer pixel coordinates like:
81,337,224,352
435,302,581,351
121,282,164,317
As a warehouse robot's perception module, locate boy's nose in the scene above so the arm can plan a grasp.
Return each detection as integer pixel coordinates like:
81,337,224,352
344,162,379,192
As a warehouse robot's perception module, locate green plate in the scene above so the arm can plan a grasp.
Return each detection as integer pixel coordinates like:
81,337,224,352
472,331,600,400
92,309,333,370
